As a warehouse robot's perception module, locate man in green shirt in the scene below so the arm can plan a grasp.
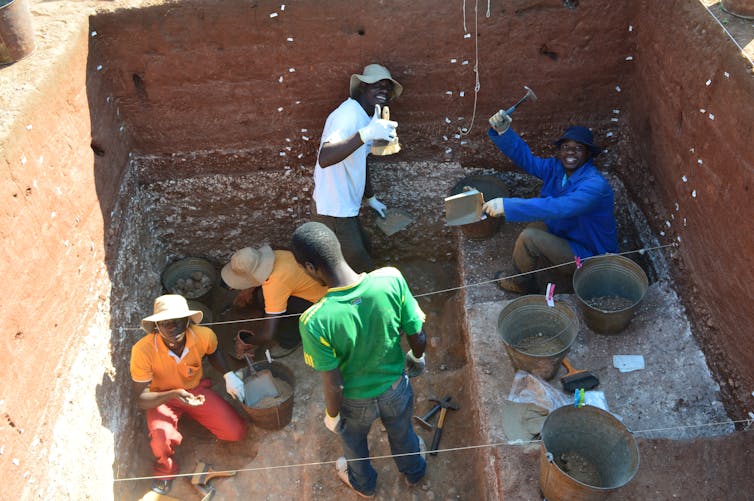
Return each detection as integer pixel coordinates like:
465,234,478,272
292,222,427,498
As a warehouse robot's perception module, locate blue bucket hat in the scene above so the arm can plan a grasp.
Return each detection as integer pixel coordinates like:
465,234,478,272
554,126,602,157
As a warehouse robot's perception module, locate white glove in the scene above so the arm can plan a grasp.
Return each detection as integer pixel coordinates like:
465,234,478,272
482,197,505,217
489,109,512,134
405,350,426,378
358,104,398,143
324,409,341,433
223,371,245,402
366,196,387,218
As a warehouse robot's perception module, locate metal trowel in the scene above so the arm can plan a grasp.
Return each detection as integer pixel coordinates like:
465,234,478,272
444,189,487,226
243,355,279,407
375,207,414,236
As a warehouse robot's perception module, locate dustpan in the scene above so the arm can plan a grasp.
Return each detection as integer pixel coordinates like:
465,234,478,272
375,208,414,236
444,189,487,226
242,356,279,407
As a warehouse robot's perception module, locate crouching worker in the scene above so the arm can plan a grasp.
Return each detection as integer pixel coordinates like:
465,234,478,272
483,109,618,293
130,294,248,495
291,222,428,498
221,245,328,358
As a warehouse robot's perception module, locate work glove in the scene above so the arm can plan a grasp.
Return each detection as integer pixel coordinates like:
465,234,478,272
324,409,341,433
358,104,398,144
366,195,387,218
488,109,512,134
223,371,246,402
405,350,426,378
482,197,505,218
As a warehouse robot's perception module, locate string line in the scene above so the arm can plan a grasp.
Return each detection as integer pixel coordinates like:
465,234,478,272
123,243,676,332
113,417,752,483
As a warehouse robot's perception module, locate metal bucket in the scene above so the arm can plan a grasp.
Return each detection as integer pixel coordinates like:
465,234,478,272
539,405,640,501
0,0,35,64
161,257,220,304
721,0,754,19
497,295,579,380
573,254,648,335
240,361,295,430
449,175,509,240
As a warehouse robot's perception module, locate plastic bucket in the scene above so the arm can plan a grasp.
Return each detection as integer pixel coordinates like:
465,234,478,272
186,300,213,325
573,254,648,335
498,295,579,380
0,0,35,64
449,175,509,240
539,405,640,501
240,361,295,430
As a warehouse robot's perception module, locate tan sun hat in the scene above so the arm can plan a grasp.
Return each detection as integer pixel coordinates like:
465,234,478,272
141,294,203,333
221,245,275,290
349,63,403,99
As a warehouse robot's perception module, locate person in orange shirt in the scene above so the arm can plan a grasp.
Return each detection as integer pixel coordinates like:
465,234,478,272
222,245,328,357
130,295,248,495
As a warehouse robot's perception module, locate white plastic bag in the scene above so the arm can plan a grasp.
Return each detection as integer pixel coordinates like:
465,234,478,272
507,370,571,412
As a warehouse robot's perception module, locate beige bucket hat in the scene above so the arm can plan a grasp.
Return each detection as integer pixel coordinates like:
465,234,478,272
141,294,203,333
349,63,403,99
221,245,275,290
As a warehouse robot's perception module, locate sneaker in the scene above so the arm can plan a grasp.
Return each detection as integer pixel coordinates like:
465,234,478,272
151,478,173,495
335,457,375,498
494,270,531,294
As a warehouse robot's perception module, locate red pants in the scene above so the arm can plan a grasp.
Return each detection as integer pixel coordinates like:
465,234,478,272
146,378,248,477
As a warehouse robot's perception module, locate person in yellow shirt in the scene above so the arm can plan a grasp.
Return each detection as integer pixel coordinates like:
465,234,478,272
130,294,248,495
222,245,328,356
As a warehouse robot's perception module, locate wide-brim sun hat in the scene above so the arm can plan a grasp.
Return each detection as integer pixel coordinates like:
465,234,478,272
554,125,602,157
349,63,403,99
141,294,203,333
221,244,275,290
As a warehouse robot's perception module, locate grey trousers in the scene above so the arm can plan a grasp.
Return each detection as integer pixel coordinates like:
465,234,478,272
512,222,576,293
311,209,374,273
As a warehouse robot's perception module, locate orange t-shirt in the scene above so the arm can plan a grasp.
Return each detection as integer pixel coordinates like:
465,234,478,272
130,325,217,392
262,250,328,314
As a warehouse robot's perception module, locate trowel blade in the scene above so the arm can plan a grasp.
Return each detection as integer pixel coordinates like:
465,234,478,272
375,208,414,236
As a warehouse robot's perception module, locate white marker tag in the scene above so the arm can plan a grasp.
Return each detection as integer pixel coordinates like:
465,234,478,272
546,283,555,307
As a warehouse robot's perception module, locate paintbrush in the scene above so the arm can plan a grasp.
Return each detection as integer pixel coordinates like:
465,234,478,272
371,106,401,155
561,358,600,392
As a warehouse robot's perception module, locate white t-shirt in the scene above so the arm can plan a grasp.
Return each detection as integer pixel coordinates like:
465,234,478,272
313,98,371,217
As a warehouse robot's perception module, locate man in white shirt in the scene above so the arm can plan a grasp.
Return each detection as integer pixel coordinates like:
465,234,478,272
312,63,402,272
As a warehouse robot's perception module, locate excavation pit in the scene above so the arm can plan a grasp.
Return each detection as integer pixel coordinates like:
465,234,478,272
1,1,753,500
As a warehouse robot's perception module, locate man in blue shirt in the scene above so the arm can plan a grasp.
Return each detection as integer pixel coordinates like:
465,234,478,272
482,110,618,293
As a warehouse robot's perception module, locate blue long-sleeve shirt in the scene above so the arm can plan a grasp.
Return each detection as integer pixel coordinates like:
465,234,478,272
488,128,618,258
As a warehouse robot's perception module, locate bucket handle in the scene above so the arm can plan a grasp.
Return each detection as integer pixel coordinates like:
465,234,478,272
510,317,579,353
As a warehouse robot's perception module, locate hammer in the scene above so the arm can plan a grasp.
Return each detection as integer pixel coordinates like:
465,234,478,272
429,398,459,455
504,85,538,115
414,396,452,431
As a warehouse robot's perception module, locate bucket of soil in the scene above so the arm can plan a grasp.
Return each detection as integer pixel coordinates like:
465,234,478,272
239,360,295,430
539,405,640,501
162,257,220,304
449,174,508,240
497,295,578,380
0,0,35,64
573,254,648,335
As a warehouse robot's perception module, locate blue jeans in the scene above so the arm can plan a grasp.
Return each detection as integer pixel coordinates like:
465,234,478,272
337,374,426,495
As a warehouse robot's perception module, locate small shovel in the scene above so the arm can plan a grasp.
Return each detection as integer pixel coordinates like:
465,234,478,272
242,355,279,407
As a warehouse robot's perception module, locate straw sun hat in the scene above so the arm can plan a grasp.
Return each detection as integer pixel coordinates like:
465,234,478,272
349,64,404,99
221,245,275,290
141,294,203,333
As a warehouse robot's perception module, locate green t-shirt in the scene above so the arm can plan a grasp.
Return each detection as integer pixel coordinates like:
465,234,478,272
299,267,425,399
